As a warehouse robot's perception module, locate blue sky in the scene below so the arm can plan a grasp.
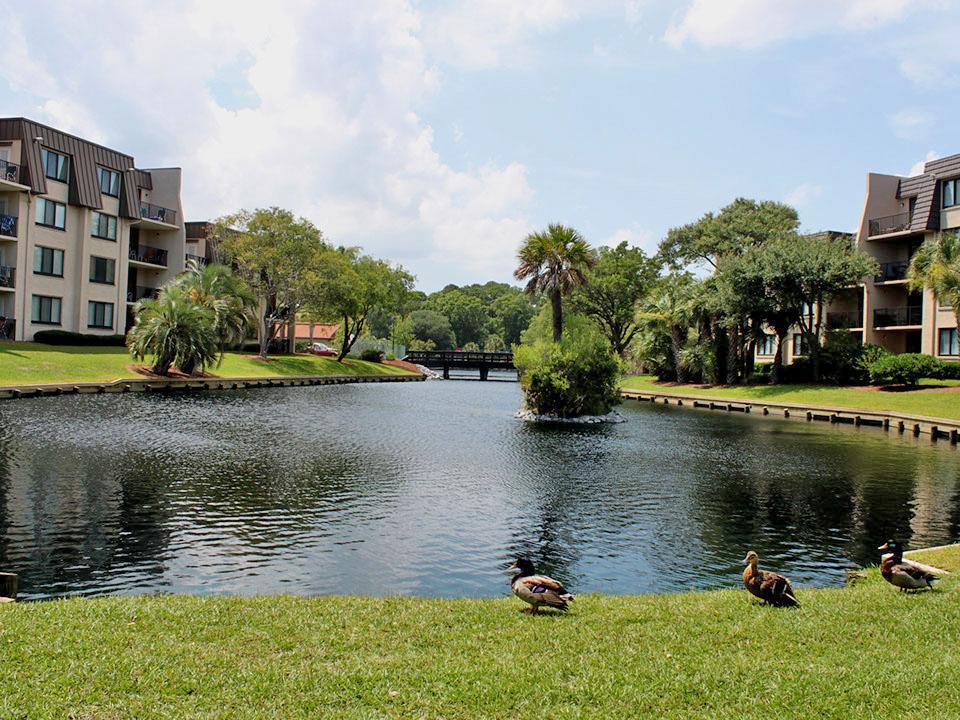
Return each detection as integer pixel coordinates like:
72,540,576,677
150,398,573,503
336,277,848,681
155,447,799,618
1,0,958,290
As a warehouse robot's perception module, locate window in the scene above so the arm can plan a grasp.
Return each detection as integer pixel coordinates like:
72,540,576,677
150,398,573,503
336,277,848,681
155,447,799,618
91,211,117,240
89,256,115,285
97,166,120,196
87,301,114,329
792,333,810,356
944,180,958,209
35,197,66,229
940,328,959,357
757,334,777,356
33,246,64,277
31,295,62,325
40,148,69,182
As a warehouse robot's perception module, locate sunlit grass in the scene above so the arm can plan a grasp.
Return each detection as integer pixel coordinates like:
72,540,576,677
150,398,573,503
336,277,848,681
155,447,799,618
622,374,960,420
0,340,412,385
0,545,956,718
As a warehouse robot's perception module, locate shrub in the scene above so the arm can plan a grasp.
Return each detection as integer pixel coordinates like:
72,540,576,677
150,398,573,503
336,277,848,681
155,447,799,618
868,353,942,386
295,340,311,353
127,287,219,376
239,338,290,355
935,360,960,380
816,334,886,385
514,335,621,417
359,348,384,362
33,330,126,347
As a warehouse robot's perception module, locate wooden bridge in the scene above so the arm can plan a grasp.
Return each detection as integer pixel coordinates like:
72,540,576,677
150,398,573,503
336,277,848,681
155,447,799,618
403,351,515,380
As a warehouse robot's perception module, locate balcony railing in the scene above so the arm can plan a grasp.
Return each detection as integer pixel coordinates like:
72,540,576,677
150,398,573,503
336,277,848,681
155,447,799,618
0,213,17,238
874,306,922,328
0,318,14,340
874,261,909,283
0,265,14,289
826,311,862,329
139,201,177,226
129,245,168,267
185,253,207,267
868,212,913,237
0,158,21,184
127,286,159,303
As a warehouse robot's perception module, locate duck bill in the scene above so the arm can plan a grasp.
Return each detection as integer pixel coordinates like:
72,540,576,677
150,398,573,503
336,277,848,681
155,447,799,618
506,561,518,571
741,556,751,565
877,543,890,552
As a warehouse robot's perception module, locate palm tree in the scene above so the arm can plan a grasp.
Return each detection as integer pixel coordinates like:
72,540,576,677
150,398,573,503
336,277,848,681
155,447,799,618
908,231,960,334
514,224,596,342
127,286,219,376
172,260,257,358
639,274,699,383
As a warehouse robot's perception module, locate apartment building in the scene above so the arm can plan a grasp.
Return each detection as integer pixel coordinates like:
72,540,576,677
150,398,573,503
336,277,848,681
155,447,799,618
756,155,960,365
0,118,184,341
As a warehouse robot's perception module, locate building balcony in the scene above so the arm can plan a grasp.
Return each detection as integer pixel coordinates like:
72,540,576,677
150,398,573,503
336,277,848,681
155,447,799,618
874,261,909,284
874,305,922,328
185,253,207,267
0,213,17,239
126,285,160,303
0,159,28,192
826,311,862,329
868,212,913,238
0,265,14,290
0,318,14,340
137,201,178,230
129,245,168,268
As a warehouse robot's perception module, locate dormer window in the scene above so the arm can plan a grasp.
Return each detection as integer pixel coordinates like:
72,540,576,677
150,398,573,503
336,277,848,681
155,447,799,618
943,179,958,208
97,166,120,197
40,147,69,182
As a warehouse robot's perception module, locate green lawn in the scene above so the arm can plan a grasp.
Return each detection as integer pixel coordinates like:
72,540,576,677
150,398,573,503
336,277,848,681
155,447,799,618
0,546,956,718
0,341,412,386
623,374,960,420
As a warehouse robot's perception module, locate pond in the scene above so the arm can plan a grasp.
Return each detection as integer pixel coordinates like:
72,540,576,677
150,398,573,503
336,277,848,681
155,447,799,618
1,380,958,600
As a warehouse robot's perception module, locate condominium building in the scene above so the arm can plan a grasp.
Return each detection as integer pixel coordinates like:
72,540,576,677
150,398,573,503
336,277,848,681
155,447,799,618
756,155,960,365
0,118,184,341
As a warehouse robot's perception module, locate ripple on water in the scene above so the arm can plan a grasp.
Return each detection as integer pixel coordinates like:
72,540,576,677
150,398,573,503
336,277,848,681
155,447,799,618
0,382,958,599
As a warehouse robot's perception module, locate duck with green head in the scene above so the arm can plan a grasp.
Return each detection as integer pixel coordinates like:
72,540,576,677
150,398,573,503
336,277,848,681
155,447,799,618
878,540,948,591
507,558,574,614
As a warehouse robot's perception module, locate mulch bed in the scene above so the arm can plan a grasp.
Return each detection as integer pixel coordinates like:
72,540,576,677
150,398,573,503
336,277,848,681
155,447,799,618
128,364,219,380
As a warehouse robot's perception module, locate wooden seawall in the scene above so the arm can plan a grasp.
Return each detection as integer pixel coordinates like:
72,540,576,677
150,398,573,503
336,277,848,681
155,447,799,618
620,389,960,444
0,372,424,401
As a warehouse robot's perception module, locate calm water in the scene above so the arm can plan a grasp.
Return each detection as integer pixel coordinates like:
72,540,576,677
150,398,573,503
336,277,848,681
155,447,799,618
1,380,958,600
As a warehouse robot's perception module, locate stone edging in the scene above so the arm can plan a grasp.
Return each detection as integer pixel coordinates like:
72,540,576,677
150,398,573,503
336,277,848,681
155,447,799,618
620,388,960,444
0,372,424,401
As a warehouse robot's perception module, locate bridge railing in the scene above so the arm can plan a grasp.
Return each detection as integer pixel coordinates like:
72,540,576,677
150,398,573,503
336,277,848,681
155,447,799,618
404,350,514,365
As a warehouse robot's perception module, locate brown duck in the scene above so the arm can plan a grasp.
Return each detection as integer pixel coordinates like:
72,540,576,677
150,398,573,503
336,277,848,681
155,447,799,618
742,551,799,607
508,558,574,613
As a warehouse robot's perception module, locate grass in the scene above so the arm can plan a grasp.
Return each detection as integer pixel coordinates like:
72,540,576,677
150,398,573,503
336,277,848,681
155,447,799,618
622,374,960,420
0,545,956,719
0,340,412,386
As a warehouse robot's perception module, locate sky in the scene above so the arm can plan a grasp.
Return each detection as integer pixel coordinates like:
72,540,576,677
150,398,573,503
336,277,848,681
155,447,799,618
2,0,959,291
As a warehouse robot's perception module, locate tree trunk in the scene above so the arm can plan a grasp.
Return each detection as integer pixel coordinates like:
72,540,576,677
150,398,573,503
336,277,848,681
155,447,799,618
726,325,740,385
550,289,563,343
287,318,297,354
337,316,351,362
771,330,788,384
670,325,687,383
811,302,824,382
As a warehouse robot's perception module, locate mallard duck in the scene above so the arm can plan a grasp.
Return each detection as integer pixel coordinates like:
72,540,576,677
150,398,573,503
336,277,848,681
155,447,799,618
878,540,948,591
742,550,799,607
508,558,574,613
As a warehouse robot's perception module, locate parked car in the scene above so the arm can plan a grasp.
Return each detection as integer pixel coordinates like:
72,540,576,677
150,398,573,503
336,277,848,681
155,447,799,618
309,342,337,357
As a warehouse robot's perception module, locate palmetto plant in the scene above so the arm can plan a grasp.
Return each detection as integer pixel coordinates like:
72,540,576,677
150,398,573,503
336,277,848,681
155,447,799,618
514,224,597,342
173,260,257,358
908,231,960,333
127,285,219,376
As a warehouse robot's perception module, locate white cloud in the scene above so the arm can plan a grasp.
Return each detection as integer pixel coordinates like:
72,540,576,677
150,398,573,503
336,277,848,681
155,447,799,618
0,0,536,289
784,182,823,208
421,1,581,70
666,0,920,49
889,108,935,141
600,225,655,254
908,150,940,177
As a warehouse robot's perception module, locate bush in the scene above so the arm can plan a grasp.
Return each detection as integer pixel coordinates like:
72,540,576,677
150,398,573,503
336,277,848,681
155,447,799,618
816,334,886,385
934,360,960,380
868,353,942,386
33,330,127,346
359,348,384,362
514,335,621,417
295,340,311,353
239,338,290,355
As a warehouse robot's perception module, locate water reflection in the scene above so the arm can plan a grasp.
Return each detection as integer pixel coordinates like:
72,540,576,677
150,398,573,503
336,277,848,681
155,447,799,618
0,382,957,599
